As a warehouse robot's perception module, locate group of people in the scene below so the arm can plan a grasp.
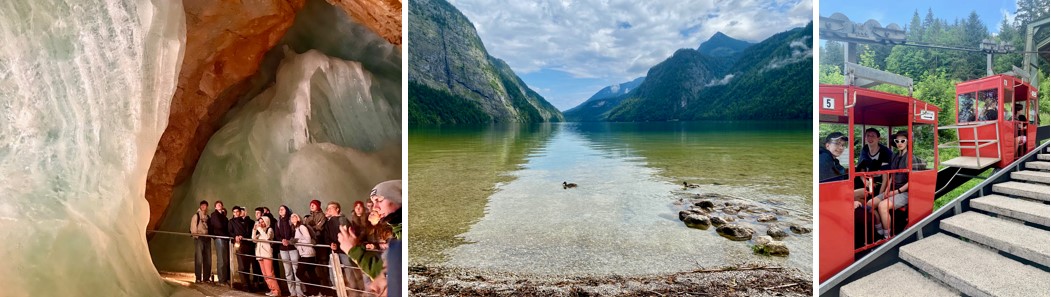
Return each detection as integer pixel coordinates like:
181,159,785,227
819,129,924,241
189,180,403,297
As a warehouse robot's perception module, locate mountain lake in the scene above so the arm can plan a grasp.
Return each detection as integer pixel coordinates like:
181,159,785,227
408,120,812,276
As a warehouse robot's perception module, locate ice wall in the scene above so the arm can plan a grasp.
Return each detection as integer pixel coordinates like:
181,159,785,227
0,0,184,296
150,0,401,271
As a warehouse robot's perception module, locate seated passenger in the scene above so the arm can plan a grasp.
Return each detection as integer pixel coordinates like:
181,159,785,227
819,132,848,183
867,131,925,236
853,128,892,206
1015,103,1028,156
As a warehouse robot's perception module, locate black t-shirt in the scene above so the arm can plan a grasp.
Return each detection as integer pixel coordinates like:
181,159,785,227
1017,114,1028,136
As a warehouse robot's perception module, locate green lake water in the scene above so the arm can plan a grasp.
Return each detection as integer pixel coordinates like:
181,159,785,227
409,121,812,276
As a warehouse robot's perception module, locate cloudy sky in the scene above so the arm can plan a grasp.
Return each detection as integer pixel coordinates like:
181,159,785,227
447,0,813,111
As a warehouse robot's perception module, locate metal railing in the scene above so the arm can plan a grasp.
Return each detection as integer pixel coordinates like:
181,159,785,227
938,120,1000,168
148,229,381,297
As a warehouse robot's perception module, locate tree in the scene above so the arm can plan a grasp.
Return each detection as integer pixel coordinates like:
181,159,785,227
821,41,844,67
908,10,925,42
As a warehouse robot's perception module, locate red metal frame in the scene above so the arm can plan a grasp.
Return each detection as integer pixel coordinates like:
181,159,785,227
818,85,939,282
954,74,1039,167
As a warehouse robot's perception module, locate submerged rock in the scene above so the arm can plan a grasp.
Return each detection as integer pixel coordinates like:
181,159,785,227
755,235,773,246
683,214,711,229
766,241,790,256
766,226,788,238
754,240,790,257
790,224,812,234
694,200,716,209
710,216,730,227
716,224,754,241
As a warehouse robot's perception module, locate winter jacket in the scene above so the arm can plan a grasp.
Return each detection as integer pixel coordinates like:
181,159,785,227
819,147,847,182
292,224,316,257
350,213,369,239
303,210,326,234
274,206,296,251
320,215,350,254
190,210,209,237
229,216,253,239
208,209,229,237
253,224,274,258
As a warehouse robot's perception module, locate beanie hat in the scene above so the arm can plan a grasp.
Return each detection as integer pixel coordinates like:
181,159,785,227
370,180,402,204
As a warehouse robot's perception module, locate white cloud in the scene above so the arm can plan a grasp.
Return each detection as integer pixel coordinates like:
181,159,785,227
705,74,736,86
763,36,812,71
448,0,813,82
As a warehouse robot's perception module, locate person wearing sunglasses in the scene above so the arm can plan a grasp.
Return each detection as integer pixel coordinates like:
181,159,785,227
867,131,924,237
819,132,849,183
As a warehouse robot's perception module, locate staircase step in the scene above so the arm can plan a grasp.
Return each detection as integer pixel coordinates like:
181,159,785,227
1039,154,1049,161
1011,170,1050,184
900,233,1049,297
940,212,1050,267
992,181,1050,201
1026,161,1049,171
971,195,1050,226
840,263,958,297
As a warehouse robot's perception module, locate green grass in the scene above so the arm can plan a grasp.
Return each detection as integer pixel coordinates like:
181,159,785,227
934,167,993,210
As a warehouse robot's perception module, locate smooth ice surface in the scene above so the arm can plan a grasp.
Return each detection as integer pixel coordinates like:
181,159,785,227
0,0,184,295
150,1,401,270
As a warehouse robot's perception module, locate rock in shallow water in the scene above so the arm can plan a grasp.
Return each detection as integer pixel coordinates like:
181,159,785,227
790,224,812,234
754,240,790,257
716,224,754,241
694,200,716,209
757,214,777,222
683,213,711,229
710,216,729,227
755,235,773,246
766,226,789,238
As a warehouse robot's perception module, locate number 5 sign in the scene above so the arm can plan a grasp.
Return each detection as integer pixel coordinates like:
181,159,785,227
822,97,835,110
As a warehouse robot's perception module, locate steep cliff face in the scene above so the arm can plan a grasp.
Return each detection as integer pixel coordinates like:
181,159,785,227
145,0,401,231
407,0,563,125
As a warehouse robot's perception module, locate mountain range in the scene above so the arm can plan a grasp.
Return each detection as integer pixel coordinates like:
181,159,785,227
568,24,813,122
563,77,644,122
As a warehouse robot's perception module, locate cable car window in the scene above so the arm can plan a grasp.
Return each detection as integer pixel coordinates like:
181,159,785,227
957,92,975,122
1003,88,1015,120
976,89,998,121
819,122,850,183
1026,98,1037,125
911,124,935,171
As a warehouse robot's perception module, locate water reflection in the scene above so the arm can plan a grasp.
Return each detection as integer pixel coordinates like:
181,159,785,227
410,121,811,275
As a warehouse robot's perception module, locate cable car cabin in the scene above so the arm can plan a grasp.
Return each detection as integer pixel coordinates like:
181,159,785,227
941,74,1040,169
817,85,939,283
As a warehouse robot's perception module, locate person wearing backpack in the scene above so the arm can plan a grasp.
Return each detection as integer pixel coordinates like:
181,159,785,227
189,200,211,283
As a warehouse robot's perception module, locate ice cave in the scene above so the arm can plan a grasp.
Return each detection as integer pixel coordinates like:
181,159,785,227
0,0,401,295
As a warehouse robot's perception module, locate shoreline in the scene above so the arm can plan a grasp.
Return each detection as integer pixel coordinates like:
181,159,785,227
409,263,813,296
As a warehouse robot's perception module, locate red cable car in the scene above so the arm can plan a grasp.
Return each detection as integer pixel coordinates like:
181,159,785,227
941,74,1040,170
818,85,940,282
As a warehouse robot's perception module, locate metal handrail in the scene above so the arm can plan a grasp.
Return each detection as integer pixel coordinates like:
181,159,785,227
938,120,1001,168
148,229,384,296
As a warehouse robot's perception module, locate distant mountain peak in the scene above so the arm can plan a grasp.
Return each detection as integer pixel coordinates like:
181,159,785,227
698,32,753,57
